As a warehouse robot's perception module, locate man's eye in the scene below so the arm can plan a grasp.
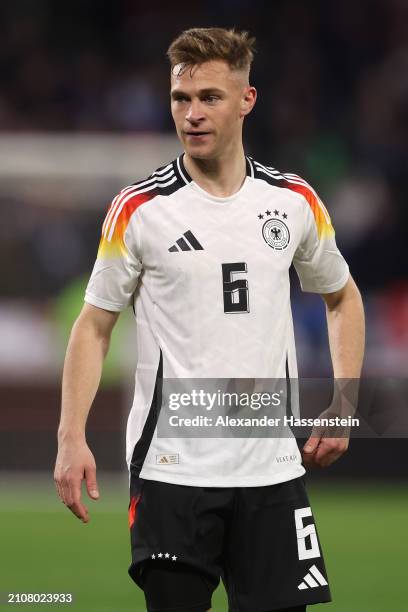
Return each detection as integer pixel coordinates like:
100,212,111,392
204,95,219,103
174,96,188,102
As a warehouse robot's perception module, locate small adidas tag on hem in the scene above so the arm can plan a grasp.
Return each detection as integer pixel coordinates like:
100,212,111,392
297,564,328,590
156,454,179,465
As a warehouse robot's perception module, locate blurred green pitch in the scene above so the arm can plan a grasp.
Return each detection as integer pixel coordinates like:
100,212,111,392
0,474,406,611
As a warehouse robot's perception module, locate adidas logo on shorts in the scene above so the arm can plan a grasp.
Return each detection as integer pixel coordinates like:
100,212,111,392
297,564,328,590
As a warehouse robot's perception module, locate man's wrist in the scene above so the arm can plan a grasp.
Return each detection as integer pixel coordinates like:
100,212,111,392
57,427,86,444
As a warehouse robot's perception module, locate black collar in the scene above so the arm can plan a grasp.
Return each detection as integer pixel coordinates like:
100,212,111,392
174,153,254,185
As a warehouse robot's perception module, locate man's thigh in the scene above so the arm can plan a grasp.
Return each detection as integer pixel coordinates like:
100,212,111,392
141,560,215,612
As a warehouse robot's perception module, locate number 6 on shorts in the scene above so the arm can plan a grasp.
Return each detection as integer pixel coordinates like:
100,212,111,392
294,507,321,560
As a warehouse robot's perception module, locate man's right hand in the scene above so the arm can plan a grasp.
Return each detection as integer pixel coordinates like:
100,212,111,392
54,437,100,523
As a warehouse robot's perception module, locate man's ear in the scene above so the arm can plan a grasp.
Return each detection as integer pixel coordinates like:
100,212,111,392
240,86,257,118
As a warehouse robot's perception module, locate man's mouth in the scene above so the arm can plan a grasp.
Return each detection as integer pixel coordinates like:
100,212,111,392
185,131,211,136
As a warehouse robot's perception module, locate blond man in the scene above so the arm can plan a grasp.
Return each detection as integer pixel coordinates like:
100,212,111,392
55,27,364,612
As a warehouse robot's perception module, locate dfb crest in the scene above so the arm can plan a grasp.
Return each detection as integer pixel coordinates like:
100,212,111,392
262,218,290,250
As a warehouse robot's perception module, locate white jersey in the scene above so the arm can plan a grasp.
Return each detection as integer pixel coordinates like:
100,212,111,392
85,154,349,487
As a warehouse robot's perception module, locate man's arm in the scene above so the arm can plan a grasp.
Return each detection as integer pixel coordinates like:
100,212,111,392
302,275,365,468
54,303,119,522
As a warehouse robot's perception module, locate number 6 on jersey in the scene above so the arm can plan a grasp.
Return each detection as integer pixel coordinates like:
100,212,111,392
222,262,249,314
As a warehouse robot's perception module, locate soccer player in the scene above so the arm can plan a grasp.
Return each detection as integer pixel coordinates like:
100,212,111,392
54,28,365,612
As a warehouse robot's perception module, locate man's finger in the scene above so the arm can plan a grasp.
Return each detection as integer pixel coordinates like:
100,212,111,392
54,478,65,504
302,439,322,468
68,478,85,518
62,478,76,506
302,428,324,454
85,467,99,500
68,500,89,522
59,479,71,505
302,440,332,468
68,478,89,522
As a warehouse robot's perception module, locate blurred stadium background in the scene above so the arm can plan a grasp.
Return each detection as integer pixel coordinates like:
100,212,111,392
0,0,407,610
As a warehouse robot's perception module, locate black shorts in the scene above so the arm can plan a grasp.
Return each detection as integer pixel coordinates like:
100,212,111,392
128,475,331,611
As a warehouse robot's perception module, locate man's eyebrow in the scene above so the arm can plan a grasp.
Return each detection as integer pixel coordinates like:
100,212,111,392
171,87,225,98
198,88,225,95
170,89,188,99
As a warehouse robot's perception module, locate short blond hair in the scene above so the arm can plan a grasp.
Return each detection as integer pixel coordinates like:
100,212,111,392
167,27,256,76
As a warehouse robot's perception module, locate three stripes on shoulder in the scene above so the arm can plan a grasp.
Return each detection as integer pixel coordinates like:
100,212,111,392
102,163,177,242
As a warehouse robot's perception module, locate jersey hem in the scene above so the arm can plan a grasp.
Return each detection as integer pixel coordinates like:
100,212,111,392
135,465,305,487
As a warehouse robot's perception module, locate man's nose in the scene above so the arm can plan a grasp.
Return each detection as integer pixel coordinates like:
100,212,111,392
185,100,204,123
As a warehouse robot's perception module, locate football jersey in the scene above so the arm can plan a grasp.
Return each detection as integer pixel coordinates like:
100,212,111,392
85,154,349,487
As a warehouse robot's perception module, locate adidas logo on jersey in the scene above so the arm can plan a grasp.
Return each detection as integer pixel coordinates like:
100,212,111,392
297,564,328,590
156,454,179,465
168,230,203,252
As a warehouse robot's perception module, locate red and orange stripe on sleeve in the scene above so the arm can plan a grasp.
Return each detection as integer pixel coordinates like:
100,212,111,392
283,174,334,240
97,189,156,259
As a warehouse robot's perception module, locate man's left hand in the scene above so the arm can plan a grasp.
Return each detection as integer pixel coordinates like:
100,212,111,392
302,433,349,468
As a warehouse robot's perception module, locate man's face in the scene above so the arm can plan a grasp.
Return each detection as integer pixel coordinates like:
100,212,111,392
170,60,256,159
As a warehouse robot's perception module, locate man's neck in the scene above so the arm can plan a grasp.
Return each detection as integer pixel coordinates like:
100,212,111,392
183,147,247,198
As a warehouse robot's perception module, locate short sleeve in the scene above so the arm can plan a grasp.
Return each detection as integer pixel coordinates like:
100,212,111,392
85,191,144,312
292,177,349,294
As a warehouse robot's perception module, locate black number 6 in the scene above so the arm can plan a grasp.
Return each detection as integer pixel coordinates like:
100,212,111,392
222,262,249,313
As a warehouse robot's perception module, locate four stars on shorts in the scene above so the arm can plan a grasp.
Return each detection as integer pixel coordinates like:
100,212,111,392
151,552,177,561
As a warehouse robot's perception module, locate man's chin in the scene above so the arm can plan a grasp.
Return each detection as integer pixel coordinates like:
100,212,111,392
184,145,216,160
